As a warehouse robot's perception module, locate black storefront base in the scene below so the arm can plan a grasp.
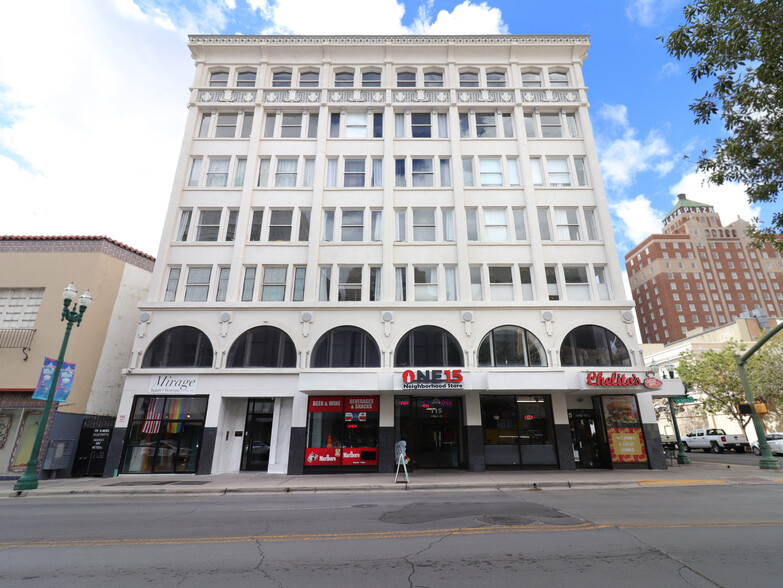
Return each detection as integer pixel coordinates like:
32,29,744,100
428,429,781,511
466,425,485,472
288,427,307,475
643,423,668,470
555,424,577,470
196,427,217,474
378,426,394,473
102,427,126,478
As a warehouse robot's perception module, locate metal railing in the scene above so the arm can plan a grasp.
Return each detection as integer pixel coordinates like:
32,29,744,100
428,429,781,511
0,328,36,360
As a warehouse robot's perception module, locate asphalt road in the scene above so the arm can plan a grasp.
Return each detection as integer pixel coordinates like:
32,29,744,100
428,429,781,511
2,484,782,587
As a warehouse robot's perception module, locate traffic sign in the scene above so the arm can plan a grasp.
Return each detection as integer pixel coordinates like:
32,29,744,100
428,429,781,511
672,395,694,404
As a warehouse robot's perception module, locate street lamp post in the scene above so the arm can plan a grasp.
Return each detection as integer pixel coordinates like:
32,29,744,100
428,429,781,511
13,284,92,493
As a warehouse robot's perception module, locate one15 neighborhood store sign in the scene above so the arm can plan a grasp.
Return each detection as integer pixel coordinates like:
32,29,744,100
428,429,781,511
401,370,464,390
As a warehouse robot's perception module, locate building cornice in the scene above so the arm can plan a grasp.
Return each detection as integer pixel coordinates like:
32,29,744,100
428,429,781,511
188,34,590,46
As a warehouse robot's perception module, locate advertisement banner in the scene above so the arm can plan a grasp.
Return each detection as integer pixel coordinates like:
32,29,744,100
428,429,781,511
345,396,378,412
304,448,341,465
340,448,378,466
602,395,648,464
149,375,198,395
32,358,76,402
308,397,344,412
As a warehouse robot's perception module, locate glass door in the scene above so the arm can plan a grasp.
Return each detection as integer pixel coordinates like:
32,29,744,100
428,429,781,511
396,397,464,468
241,399,275,471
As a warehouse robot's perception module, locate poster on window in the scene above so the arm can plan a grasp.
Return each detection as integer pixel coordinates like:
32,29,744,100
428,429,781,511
306,396,379,466
602,395,648,464
32,358,75,402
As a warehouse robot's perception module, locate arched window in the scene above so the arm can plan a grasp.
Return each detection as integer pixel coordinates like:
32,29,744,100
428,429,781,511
311,326,380,368
362,70,381,87
478,326,547,367
459,71,479,87
560,325,630,367
521,70,542,88
397,70,416,87
394,326,463,367
423,70,443,87
237,70,256,87
142,326,213,368
334,70,354,88
227,326,296,368
272,70,292,87
548,70,569,87
299,70,319,87
209,70,228,88
486,70,506,87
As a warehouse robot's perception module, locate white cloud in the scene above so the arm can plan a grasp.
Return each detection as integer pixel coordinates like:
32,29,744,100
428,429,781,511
596,104,675,189
625,0,678,27
669,171,760,224
657,61,680,80
0,1,192,255
419,1,507,34
611,194,666,244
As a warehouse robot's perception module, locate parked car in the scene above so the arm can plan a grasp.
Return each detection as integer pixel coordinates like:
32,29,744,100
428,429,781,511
751,433,783,455
660,434,678,450
681,428,750,453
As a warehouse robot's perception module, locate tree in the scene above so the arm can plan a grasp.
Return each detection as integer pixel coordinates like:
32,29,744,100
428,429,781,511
676,337,783,432
661,1,783,248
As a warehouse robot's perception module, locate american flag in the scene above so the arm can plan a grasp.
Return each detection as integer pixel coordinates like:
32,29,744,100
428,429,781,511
141,398,165,434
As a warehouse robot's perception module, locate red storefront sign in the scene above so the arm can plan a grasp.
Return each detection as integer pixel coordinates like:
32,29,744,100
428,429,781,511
346,396,378,412
306,396,379,467
308,397,343,412
340,448,378,466
305,448,340,465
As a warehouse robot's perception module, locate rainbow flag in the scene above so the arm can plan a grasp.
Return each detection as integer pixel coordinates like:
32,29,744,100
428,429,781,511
166,398,187,433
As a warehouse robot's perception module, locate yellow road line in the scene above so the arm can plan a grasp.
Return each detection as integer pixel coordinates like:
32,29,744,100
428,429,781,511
2,520,783,549
637,480,727,486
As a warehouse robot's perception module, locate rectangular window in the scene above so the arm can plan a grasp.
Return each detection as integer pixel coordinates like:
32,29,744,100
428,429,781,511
369,266,382,301
545,266,559,300
442,209,455,242
308,113,319,138
268,209,293,241
344,158,366,187
513,208,527,240
489,266,514,301
216,267,230,302
540,113,562,138
275,158,298,187
185,267,211,302
249,210,264,241
303,158,315,187
264,113,276,138
594,266,611,300
547,157,571,186
198,112,211,138
555,208,581,241
524,113,537,138
574,157,588,186
414,266,438,301
164,268,180,302
196,210,221,241
411,113,431,138
438,113,448,138
475,113,497,138
345,112,367,138
439,158,451,187
413,209,436,241
261,267,287,301
215,113,238,138
462,158,474,186
395,267,407,301
530,157,543,186
395,158,406,187
318,266,332,301
519,266,534,300
371,210,382,241
537,208,552,241
225,209,238,241
298,209,311,241
326,158,338,187
322,210,335,241
566,113,579,138
293,267,306,302
479,158,502,186
256,158,270,187
412,158,434,187
470,266,483,301
330,113,340,138
240,112,254,138
502,113,513,138
466,208,478,241
584,208,599,240
206,157,230,187
445,266,457,301
564,266,590,300
176,209,192,241
241,267,256,302
372,158,383,187
234,158,247,187
187,158,202,187
395,209,406,242
459,113,470,138
507,157,520,186
373,112,383,138
280,113,302,138
484,209,509,241
395,113,405,138
341,209,364,241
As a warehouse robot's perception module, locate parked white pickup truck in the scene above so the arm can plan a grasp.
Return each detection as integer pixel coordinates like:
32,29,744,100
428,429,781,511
682,429,750,453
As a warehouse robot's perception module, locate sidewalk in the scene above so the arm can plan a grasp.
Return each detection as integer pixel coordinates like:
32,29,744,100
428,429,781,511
3,458,782,498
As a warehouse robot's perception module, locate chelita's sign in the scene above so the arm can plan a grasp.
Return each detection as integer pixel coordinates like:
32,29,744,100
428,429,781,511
586,372,663,389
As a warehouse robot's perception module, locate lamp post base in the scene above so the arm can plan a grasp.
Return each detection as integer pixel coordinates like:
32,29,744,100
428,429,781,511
759,457,781,470
676,454,692,465
13,473,39,492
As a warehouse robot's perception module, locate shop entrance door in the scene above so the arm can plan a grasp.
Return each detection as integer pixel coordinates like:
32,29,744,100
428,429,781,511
569,409,609,469
241,399,274,471
396,397,464,468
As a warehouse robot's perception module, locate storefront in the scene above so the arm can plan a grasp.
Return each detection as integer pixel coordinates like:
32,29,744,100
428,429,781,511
395,396,465,468
304,396,379,470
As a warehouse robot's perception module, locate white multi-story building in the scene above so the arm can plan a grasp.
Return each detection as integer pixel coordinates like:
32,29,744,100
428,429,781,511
106,35,674,477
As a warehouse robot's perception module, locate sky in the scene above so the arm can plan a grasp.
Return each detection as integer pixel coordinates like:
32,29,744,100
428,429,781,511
0,0,773,264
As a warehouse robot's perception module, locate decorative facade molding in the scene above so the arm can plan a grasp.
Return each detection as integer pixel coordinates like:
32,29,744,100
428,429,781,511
264,90,322,104
198,90,257,104
189,34,590,47
456,90,515,104
521,90,580,104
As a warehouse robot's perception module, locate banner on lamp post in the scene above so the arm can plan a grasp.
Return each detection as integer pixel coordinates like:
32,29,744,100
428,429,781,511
32,357,76,402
